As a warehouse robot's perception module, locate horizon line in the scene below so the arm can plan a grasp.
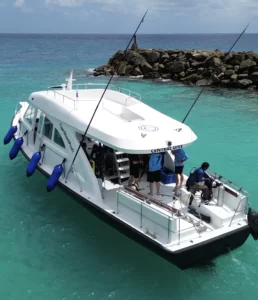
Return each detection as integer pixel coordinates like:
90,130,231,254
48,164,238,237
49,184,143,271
0,32,258,35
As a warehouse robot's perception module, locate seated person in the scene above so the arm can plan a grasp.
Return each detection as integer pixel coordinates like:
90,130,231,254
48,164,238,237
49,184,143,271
189,162,211,205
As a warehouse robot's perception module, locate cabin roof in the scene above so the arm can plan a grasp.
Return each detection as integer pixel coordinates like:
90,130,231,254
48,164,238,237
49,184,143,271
29,87,197,153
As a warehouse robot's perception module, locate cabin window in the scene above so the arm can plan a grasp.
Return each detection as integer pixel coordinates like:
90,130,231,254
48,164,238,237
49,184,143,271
24,105,35,125
54,129,65,148
42,117,53,139
37,113,44,135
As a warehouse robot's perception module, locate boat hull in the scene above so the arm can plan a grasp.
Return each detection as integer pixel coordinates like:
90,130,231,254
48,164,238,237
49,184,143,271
171,225,250,269
18,144,250,270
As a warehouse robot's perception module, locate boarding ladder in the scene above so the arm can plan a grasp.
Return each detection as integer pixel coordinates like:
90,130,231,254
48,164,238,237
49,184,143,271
113,151,130,184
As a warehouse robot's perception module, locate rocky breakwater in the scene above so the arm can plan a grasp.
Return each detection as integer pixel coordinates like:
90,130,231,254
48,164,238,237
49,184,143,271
93,49,258,89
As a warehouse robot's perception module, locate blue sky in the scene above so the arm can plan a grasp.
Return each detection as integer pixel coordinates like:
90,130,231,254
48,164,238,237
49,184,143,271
0,0,257,33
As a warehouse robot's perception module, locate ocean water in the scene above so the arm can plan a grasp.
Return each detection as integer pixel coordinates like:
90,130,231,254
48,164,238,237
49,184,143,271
0,33,258,299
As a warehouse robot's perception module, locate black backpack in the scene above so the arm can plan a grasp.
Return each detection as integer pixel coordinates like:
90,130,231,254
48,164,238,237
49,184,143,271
186,167,197,191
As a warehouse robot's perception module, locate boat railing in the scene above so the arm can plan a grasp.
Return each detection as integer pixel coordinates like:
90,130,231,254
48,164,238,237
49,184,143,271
75,83,142,101
117,189,179,244
229,197,248,227
46,89,78,109
206,169,249,198
46,84,142,109
121,187,204,244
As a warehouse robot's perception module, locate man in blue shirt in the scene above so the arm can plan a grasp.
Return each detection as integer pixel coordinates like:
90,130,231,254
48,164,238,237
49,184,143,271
173,148,189,189
189,162,210,205
147,153,163,196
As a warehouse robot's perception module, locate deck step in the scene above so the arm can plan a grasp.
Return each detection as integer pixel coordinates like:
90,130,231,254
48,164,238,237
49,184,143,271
117,158,129,163
118,165,130,171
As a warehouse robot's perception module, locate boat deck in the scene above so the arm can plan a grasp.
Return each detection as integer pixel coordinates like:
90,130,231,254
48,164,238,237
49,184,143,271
102,174,178,210
102,173,247,233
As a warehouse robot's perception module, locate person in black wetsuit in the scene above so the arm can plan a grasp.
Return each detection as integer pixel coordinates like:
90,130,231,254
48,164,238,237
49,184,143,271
128,154,142,190
139,154,150,179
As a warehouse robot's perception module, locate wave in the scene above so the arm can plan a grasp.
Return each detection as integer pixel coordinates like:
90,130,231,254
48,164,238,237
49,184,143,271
87,68,95,75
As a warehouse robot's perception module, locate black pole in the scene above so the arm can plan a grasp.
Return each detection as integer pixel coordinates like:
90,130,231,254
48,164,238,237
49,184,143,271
65,10,148,179
182,23,249,124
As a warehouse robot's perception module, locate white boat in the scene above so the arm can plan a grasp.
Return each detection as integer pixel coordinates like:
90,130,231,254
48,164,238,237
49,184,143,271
4,70,258,269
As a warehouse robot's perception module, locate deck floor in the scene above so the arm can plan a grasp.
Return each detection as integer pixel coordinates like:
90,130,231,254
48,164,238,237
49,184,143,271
102,174,183,211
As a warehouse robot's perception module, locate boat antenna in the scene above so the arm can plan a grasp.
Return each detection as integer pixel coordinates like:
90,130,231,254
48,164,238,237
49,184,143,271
65,9,148,180
182,23,249,124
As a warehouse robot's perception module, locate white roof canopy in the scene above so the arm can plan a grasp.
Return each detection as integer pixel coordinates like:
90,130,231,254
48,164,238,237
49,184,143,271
30,87,197,154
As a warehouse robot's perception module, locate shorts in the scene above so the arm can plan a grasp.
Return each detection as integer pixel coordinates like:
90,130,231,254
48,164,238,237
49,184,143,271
130,163,141,178
175,166,184,174
147,170,161,183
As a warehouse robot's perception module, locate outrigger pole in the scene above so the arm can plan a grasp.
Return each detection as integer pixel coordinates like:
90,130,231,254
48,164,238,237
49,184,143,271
65,9,148,180
182,23,250,124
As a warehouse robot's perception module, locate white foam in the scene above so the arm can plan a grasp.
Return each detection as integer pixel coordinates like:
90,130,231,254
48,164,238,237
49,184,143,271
87,68,95,75
159,79,172,82
129,75,144,79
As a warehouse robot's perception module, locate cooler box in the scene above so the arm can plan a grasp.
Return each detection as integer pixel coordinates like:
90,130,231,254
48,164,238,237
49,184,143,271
161,168,175,184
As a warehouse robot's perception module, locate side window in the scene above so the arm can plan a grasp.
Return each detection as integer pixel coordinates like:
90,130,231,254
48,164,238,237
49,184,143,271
42,117,53,139
24,106,35,125
37,113,44,135
54,129,65,148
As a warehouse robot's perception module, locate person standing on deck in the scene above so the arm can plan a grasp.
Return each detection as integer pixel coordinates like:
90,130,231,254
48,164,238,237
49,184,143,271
128,154,142,191
147,153,163,196
173,148,189,190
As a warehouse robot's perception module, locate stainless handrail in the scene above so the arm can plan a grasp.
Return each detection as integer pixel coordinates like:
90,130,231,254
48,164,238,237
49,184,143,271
229,197,247,227
47,83,142,109
76,83,142,101
206,169,249,197
117,190,203,245
116,190,176,243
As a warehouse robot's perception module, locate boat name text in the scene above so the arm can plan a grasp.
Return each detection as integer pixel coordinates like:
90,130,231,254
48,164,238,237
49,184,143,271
151,145,183,153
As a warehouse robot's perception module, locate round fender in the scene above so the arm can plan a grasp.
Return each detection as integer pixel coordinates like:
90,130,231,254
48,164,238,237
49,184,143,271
26,152,41,177
9,137,23,160
4,126,17,145
46,164,64,192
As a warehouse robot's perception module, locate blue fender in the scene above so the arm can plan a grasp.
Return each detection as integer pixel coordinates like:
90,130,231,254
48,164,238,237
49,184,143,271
26,152,41,177
46,164,64,192
4,126,17,145
9,137,24,160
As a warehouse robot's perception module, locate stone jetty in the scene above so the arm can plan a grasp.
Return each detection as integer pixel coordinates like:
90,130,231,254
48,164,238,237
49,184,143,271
93,48,258,89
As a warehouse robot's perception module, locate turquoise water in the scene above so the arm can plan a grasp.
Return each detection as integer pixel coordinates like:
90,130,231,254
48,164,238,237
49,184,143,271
1,34,258,299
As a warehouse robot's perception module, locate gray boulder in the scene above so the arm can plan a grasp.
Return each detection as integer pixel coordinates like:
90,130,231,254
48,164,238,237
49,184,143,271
196,79,211,86
160,53,169,63
147,51,160,64
237,79,253,88
143,72,160,79
118,61,128,75
125,65,133,75
224,69,235,78
204,56,221,67
170,61,185,73
239,59,256,71
131,67,142,76
141,62,153,73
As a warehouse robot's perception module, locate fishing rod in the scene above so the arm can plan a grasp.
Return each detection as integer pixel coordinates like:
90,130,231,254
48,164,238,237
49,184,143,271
65,9,148,180
182,23,250,124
